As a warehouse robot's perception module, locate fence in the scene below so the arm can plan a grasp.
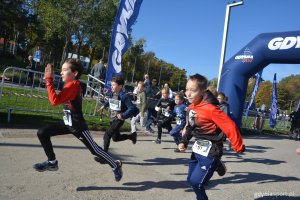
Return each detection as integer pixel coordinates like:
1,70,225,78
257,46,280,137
242,109,290,132
0,67,104,122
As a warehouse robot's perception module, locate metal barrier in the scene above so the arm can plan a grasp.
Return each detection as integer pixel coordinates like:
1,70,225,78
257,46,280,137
242,109,290,131
0,67,103,122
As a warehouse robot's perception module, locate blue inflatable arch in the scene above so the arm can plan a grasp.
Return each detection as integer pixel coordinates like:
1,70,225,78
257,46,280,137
219,30,300,127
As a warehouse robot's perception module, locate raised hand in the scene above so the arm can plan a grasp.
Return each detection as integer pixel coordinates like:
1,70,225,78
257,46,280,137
44,63,54,79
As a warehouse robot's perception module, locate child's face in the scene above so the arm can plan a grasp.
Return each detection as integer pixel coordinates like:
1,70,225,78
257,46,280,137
174,97,183,105
185,79,204,105
137,83,144,92
111,81,123,93
60,62,77,82
217,95,225,104
161,89,169,99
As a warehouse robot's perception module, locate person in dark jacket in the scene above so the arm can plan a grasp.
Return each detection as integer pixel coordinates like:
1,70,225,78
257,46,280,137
98,76,139,153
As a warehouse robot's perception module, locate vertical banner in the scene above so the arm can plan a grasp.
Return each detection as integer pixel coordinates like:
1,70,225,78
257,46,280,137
245,70,263,118
105,0,143,92
269,73,277,128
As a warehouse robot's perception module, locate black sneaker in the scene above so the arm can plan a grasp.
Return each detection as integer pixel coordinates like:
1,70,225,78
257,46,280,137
94,156,107,164
131,132,137,144
153,139,161,144
113,160,123,182
216,159,226,176
33,160,58,172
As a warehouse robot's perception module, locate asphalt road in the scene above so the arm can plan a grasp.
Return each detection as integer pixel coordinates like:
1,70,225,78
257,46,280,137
0,128,299,200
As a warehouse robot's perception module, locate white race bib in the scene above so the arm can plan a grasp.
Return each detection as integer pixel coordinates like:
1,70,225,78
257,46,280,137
109,98,121,111
162,108,170,117
176,117,182,125
192,140,212,157
63,109,72,126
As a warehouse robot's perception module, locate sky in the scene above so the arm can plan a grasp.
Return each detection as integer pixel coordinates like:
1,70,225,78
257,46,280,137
131,0,300,82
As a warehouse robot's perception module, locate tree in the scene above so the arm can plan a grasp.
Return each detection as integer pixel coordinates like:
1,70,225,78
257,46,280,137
255,81,272,109
0,0,29,56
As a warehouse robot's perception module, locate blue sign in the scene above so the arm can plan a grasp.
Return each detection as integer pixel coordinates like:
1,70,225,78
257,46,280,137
33,50,41,62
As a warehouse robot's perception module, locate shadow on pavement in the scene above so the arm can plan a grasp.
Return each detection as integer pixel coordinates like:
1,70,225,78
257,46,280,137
123,157,190,166
77,180,194,192
208,171,299,188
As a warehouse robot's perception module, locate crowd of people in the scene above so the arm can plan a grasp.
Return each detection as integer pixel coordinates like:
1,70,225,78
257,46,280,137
32,58,300,200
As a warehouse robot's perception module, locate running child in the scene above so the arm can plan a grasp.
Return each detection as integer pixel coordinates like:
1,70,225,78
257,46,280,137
131,81,147,136
178,73,245,200
33,59,123,182
98,76,138,153
153,87,175,144
171,92,187,152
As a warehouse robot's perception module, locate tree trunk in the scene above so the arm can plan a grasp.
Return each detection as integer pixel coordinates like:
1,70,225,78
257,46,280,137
76,39,82,60
60,35,70,66
88,47,96,73
2,36,7,56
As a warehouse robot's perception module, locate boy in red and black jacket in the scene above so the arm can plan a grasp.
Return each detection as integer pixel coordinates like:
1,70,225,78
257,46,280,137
33,59,123,182
178,74,245,200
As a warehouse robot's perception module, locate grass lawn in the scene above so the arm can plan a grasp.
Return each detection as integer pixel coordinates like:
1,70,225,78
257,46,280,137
0,109,130,131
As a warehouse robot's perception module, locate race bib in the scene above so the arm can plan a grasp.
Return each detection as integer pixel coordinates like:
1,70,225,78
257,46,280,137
109,98,121,111
63,109,72,126
162,108,170,117
176,117,182,125
192,140,212,157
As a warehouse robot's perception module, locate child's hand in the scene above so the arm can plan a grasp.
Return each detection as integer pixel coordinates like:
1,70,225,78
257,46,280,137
166,106,170,112
97,106,104,114
44,63,54,79
116,113,123,120
178,143,186,152
155,106,161,112
296,147,300,155
235,144,245,154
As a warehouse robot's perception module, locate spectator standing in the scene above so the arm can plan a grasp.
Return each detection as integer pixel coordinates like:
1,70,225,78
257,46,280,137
26,55,36,83
144,74,151,90
288,108,300,140
99,63,107,82
90,59,104,97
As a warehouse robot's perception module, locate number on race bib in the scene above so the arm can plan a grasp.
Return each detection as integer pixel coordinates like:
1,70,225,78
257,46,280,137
192,140,212,157
63,109,72,126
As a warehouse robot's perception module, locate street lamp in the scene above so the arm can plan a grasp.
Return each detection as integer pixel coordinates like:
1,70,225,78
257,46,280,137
131,57,137,83
217,0,244,90
158,65,163,86
177,70,181,91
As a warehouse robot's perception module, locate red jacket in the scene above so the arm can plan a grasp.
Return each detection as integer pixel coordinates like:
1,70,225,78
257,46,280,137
185,91,244,153
46,78,80,106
